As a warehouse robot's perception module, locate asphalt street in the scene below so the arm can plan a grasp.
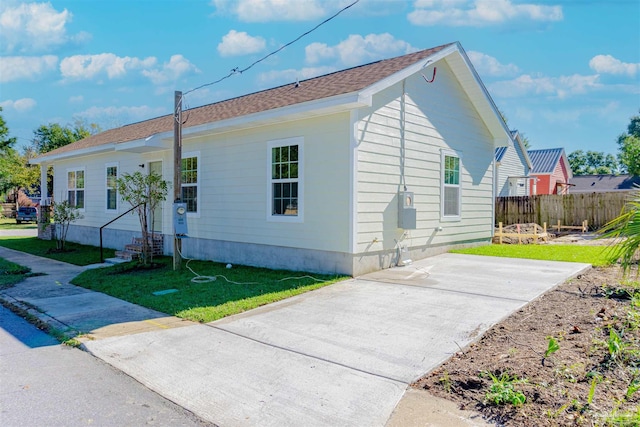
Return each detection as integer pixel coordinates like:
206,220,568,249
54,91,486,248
0,304,215,427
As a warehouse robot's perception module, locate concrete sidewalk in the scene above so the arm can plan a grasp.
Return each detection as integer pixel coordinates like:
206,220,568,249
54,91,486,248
0,246,193,340
0,245,590,426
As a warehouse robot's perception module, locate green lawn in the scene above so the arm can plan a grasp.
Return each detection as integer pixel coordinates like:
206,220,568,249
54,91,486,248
451,244,615,267
0,258,32,290
0,217,38,230
72,257,347,323
0,236,114,266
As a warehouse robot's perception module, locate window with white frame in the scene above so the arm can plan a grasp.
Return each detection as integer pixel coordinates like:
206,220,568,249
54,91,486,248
441,150,461,219
181,155,198,213
106,164,117,211
268,138,303,220
67,169,85,209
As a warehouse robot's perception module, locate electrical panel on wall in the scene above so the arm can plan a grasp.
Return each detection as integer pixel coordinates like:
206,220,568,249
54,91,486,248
398,191,417,229
173,202,188,237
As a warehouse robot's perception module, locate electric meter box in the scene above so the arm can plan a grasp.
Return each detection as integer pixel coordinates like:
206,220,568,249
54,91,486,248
173,202,188,237
398,191,417,229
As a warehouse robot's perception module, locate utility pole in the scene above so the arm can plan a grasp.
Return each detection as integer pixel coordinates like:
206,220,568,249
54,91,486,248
173,90,183,270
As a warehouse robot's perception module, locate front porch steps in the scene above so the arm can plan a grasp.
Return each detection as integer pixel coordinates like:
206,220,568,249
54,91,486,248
114,234,164,262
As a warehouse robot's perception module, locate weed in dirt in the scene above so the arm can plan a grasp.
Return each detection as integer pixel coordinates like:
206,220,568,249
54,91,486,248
481,371,527,407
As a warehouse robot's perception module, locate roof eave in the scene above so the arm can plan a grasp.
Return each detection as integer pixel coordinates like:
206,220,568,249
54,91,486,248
29,143,116,164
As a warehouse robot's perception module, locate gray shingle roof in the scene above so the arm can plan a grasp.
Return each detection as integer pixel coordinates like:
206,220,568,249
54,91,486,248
569,174,640,193
40,43,454,158
528,148,565,174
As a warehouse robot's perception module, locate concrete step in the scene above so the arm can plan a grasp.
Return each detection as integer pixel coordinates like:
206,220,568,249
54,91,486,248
114,250,139,261
103,257,131,265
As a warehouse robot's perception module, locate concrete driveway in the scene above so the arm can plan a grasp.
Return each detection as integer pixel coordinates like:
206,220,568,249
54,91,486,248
84,254,589,427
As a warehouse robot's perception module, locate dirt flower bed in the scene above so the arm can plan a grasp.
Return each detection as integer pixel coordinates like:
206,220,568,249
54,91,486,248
413,266,640,426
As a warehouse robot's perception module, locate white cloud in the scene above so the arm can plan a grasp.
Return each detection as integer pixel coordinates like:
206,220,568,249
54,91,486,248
589,55,639,77
0,2,86,53
306,33,417,67
69,95,83,103
0,55,58,82
74,105,166,128
490,73,601,99
408,0,563,27
467,51,519,77
60,53,157,80
257,65,337,86
0,98,37,112
212,0,334,22
217,30,266,57
141,54,200,85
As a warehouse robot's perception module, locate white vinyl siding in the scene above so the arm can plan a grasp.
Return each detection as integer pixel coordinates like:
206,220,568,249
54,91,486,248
496,142,529,197
106,163,118,211
356,61,495,252
67,168,85,209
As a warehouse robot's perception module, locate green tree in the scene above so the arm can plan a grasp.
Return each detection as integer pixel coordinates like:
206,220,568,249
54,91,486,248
618,113,640,176
116,171,169,265
52,200,83,251
32,120,98,154
568,150,620,175
0,110,40,206
0,107,17,151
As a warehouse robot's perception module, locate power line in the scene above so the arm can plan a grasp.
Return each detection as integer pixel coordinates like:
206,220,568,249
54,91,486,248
183,0,360,97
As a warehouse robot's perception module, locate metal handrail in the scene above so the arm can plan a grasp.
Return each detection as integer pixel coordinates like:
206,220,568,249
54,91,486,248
99,202,146,263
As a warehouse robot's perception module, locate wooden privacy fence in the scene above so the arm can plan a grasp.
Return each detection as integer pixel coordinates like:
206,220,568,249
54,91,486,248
495,192,633,230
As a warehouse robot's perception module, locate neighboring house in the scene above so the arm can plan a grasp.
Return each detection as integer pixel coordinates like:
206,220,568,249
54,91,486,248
527,148,573,195
32,42,511,276
495,130,533,197
569,174,640,193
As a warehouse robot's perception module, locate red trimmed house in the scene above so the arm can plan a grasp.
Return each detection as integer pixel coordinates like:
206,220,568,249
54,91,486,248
527,148,573,195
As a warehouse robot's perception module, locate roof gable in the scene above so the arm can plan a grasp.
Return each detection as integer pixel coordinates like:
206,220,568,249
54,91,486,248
528,148,565,174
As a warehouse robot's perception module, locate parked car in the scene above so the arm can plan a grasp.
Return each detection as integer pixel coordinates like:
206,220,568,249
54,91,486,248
16,206,37,224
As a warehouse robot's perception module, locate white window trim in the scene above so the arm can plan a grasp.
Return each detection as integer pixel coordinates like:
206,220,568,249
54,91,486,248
266,137,304,223
66,167,86,212
182,151,200,218
440,149,461,222
105,162,119,213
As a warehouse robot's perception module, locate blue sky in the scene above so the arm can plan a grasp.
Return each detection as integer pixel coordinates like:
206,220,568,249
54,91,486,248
1,0,639,158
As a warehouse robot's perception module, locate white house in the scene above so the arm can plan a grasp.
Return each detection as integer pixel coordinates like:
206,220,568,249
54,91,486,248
33,42,511,276
494,130,533,197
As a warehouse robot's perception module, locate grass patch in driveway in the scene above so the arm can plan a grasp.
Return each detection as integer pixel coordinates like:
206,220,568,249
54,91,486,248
71,257,347,323
0,236,114,266
451,244,614,266
0,258,32,290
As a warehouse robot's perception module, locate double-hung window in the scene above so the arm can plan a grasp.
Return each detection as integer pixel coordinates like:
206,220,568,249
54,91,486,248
67,169,85,209
181,154,198,213
106,164,118,211
268,138,303,222
441,150,461,220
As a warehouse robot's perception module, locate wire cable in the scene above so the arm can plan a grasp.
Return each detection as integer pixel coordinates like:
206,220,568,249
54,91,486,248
183,0,360,96
175,243,326,285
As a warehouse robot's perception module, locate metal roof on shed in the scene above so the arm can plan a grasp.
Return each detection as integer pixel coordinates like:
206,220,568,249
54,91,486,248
528,148,565,174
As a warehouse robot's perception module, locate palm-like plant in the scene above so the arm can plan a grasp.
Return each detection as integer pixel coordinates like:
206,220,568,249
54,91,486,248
600,189,640,276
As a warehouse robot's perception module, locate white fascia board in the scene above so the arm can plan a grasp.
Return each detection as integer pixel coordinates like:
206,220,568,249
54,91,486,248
358,44,459,100
182,92,366,139
115,134,172,152
513,132,534,169
29,143,116,164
